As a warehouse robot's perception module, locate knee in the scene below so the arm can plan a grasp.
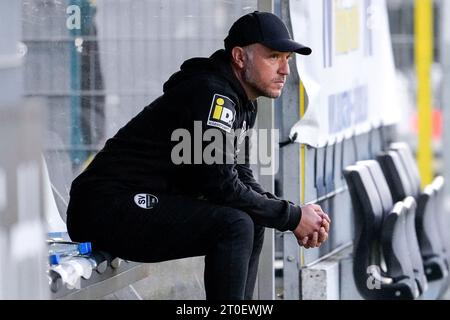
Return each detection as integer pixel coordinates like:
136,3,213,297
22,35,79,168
229,208,254,231
221,208,254,245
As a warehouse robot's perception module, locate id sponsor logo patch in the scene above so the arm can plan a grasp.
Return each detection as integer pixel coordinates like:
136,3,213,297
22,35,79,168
134,193,158,209
207,94,236,133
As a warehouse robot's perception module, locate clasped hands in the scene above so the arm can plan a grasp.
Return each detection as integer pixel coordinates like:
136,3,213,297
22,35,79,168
293,204,331,249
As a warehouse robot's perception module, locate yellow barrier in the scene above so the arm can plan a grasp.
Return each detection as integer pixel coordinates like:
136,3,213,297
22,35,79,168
415,0,434,187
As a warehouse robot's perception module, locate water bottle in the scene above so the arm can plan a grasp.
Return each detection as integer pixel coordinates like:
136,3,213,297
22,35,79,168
48,241,92,264
47,231,71,242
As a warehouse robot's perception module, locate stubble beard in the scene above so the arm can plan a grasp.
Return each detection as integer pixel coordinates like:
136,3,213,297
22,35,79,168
243,50,281,99
243,66,280,99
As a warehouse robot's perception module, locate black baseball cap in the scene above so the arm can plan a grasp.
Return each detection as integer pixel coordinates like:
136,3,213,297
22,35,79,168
224,11,312,55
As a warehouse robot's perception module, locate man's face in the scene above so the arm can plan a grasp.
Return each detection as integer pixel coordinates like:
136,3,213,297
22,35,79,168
242,43,292,99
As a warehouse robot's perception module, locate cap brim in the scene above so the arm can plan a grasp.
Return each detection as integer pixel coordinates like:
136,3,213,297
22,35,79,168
262,39,312,55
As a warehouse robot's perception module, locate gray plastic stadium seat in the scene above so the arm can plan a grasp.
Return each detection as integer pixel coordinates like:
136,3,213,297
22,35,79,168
358,160,427,294
344,164,418,299
377,148,448,281
431,176,450,262
389,143,449,269
431,176,450,295
402,196,428,293
417,186,448,280
381,202,418,298
391,144,449,270
376,151,413,200
356,160,393,213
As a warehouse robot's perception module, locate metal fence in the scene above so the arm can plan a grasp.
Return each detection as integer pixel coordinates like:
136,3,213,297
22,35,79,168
22,0,257,209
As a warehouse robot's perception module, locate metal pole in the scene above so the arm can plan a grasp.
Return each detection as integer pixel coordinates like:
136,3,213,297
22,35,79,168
278,0,306,300
257,0,275,301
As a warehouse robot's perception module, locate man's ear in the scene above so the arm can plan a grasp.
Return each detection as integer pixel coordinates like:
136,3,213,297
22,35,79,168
231,47,246,69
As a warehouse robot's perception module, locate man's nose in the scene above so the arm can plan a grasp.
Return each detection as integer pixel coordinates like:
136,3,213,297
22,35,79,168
278,59,290,76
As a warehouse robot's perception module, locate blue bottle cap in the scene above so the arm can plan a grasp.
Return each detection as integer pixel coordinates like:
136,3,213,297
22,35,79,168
49,254,60,265
77,242,92,255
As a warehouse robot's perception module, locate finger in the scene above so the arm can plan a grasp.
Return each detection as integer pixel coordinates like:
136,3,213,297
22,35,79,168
298,239,310,249
321,219,330,233
313,231,319,245
308,231,319,247
297,237,308,247
318,227,327,242
302,237,309,246
304,237,313,249
315,210,325,219
317,211,331,223
318,233,328,245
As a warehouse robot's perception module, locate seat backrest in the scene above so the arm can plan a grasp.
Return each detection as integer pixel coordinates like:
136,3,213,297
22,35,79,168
344,164,384,238
431,176,450,262
390,142,421,197
416,185,449,280
357,160,393,215
417,186,443,256
380,202,418,297
376,151,413,201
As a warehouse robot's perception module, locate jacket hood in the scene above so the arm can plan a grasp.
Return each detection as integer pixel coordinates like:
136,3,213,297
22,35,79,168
163,49,248,100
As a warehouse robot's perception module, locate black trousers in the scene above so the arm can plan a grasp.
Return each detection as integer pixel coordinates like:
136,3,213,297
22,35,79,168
67,190,265,300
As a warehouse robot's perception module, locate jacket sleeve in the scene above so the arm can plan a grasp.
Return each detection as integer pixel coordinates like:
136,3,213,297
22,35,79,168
185,86,301,231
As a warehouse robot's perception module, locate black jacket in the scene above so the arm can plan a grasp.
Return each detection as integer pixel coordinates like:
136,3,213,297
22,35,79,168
70,49,301,231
